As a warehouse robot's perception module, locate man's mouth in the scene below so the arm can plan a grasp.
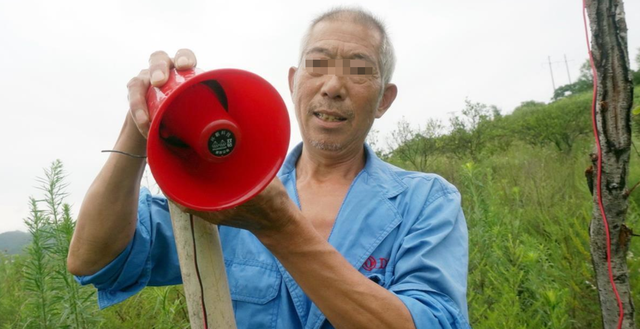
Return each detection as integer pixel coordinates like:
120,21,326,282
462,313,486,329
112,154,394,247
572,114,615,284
314,112,347,122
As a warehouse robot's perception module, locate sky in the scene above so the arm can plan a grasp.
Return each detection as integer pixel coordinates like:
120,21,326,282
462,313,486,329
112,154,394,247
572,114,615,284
1,0,639,233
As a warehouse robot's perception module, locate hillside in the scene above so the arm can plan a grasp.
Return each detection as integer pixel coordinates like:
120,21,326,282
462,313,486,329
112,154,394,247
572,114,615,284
378,85,640,328
0,231,31,255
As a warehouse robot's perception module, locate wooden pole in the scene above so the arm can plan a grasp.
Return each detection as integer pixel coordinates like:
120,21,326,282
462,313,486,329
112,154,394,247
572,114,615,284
584,0,636,327
168,202,237,329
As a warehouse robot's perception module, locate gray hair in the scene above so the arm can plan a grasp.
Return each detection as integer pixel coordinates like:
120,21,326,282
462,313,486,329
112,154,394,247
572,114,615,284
298,7,396,87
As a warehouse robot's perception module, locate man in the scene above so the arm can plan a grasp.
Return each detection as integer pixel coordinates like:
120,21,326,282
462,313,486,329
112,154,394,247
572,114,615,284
68,7,470,329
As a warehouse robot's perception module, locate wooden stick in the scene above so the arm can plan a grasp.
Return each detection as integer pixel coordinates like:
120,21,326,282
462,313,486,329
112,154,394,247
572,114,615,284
169,202,237,329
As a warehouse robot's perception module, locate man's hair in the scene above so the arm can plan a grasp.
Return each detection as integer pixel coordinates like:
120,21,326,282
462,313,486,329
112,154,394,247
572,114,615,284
299,7,396,87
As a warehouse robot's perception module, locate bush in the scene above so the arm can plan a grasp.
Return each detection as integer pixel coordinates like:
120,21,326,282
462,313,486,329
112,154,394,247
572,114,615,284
515,93,592,152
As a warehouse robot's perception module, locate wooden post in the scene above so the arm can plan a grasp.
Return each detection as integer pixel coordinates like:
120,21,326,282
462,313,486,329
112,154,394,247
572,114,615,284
168,202,237,329
584,0,636,328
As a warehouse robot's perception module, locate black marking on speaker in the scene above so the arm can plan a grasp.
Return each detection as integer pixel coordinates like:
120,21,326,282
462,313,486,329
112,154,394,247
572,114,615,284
208,129,236,157
162,135,190,149
201,80,229,112
159,124,190,149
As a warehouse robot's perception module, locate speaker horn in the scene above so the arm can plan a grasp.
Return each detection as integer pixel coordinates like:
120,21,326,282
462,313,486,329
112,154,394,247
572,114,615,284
146,69,290,211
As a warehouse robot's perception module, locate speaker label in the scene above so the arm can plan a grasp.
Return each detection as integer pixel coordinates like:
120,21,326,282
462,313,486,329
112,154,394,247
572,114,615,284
208,129,236,157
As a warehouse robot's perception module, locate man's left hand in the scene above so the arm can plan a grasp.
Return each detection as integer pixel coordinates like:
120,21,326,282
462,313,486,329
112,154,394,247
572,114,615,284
174,178,299,235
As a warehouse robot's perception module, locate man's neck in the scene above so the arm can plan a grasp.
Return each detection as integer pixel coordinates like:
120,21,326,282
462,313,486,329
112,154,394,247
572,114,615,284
295,144,366,185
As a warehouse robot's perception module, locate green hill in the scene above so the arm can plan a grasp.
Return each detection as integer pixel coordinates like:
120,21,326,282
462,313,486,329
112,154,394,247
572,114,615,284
380,85,640,328
0,231,31,255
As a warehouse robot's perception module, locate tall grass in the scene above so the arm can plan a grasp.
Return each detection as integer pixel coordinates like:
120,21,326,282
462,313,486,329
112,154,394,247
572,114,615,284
98,286,190,329
23,196,53,328
0,252,27,328
390,139,635,328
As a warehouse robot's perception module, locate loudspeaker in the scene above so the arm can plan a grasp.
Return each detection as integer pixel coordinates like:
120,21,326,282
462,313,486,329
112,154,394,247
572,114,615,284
146,69,290,211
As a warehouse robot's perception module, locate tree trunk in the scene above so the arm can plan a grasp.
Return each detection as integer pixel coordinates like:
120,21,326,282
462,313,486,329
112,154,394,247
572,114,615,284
585,0,636,328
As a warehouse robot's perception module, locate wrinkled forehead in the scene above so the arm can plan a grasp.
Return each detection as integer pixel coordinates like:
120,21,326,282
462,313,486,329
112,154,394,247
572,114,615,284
303,19,382,64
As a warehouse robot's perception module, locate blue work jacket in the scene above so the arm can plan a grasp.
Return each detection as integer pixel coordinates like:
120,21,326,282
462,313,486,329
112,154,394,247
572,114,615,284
77,143,471,329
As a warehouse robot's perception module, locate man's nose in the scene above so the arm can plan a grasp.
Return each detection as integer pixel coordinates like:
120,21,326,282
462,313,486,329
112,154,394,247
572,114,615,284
320,74,347,100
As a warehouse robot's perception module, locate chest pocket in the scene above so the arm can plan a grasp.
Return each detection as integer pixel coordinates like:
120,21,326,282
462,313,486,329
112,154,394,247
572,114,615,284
225,259,282,329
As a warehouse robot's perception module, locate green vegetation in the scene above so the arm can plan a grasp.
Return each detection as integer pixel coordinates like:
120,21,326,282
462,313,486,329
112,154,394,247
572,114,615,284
1,161,100,328
379,85,640,328
0,83,638,327
0,161,189,328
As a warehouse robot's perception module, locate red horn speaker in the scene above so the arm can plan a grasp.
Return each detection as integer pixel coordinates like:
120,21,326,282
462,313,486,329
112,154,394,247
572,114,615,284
146,68,290,211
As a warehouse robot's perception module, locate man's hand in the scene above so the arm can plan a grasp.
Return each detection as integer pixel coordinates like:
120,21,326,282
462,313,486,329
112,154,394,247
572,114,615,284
175,177,299,235
127,49,197,138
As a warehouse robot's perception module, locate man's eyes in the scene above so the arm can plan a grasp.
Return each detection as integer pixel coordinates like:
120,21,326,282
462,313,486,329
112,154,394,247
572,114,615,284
309,59,330,67
305,59,373,76
350,67,373,75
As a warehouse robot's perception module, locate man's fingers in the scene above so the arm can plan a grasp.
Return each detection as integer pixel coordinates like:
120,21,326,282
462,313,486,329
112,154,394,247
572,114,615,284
127,69,151,137
174,49,197,70
126,49,196,137
148,51,173,87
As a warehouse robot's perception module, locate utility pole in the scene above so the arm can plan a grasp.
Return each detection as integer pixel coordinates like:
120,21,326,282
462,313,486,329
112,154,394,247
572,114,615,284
564,54,572,84
547,56,556,91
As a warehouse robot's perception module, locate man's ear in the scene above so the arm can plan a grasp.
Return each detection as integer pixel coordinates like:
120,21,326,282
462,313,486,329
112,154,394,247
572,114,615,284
375,83,398,119
288,66,297,96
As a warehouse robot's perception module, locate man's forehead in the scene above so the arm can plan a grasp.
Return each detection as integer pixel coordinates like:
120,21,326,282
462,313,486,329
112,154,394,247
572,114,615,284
304,20,381,62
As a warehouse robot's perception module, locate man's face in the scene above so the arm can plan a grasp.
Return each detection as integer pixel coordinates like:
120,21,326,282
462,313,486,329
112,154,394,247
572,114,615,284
288,19,395,154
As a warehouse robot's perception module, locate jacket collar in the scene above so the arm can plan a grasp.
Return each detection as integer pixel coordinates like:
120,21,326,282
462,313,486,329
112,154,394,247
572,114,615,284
278,142,406,199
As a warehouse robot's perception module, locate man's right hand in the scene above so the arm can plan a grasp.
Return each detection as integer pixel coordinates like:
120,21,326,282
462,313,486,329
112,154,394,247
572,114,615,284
127,49,197,138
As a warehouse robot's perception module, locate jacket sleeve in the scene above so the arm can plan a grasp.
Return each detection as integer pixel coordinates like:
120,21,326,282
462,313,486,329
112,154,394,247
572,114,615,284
389,184,471,329
74,188,182,309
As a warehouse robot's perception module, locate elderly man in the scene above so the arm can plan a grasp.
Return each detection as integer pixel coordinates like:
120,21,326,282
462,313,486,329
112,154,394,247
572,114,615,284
68,7,470,329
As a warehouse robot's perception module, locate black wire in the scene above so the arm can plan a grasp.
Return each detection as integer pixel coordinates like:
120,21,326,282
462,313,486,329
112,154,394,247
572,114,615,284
101,150,147,158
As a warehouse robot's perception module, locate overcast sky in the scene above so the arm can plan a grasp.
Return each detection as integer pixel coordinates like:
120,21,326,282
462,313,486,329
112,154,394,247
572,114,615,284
1,0,639,233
